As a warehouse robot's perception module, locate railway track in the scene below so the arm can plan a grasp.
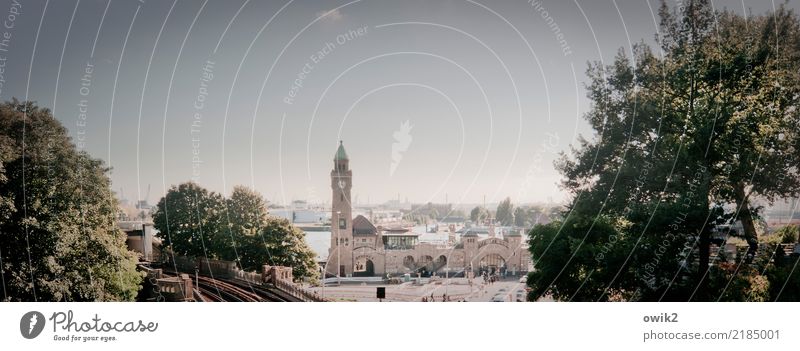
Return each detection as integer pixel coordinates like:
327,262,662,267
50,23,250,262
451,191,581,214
223,277,302,302
160,270,299,302
161,270,263,302
197,287,223,302
194,275,262,302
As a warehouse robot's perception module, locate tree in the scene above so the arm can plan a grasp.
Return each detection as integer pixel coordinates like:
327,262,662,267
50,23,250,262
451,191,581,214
514,207,528,227
0,100,141,301
658,0,800,263
765,256,800,301
152,182,227,259
224,186,268,267
515,206,557,227
533,1,800,301
773,225,799,244
495,197,514,226
469,206,489,223
152,183,320,283
249,217,320,283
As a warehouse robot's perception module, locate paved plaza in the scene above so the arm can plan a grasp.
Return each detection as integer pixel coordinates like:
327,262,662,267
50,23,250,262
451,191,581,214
309,277,535,302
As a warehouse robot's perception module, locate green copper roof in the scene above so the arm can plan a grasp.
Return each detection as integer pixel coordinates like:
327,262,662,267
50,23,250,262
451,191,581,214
334,141,348,160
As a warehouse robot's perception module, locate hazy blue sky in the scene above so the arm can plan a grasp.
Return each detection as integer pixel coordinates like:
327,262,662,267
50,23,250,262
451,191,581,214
1,0,794,207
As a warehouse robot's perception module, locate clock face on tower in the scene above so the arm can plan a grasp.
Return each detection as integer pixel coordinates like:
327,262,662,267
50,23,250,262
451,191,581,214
338,179,347,189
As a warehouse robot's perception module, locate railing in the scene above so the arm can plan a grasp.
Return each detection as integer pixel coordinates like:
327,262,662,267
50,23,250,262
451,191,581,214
229,271,327,301
273,279,328,302
234,269,263,284
170,255,327,301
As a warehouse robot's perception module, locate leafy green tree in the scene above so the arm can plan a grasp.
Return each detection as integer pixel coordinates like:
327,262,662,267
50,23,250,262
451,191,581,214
765,256,800,301
773,225,799,244
495,197,514,226
527,216,641,301
707,265,770,302
469,206,489,223
223,186,268,266
250,217,320,283
643,1,800,264
514,207,528,227
536,1,800,301
514,206,544,227
152,182,226,259
0,100,141,301
153,183,319,283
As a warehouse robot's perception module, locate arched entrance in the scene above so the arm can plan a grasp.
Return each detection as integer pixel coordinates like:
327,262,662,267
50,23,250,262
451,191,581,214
433,255,447,272
417,255,434,277
353,256,375,277
403,255,415,270
479,254,505,275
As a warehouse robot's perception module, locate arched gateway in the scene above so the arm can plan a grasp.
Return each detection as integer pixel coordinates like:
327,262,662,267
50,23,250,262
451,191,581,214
353,256,375,277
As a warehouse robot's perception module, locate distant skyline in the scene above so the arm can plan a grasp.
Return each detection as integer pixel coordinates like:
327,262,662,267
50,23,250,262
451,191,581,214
2,0,795,206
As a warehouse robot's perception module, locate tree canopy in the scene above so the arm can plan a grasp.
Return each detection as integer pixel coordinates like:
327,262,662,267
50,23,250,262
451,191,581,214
495,197,515,226
0,100,142,301
469,206,489,223
152,182,319,283
528,1,800,301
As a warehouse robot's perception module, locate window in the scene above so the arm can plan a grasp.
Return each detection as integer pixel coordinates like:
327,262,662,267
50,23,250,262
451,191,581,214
339,218,346,229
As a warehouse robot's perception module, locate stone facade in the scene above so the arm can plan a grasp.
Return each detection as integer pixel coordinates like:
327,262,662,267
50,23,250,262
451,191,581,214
325,142,530,278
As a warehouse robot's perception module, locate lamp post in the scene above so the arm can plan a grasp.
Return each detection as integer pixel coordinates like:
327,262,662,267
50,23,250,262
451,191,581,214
337,210,341,285
444,267,450,295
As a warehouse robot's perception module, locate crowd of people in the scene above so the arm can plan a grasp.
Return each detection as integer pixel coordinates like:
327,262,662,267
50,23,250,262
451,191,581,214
482,271,499,284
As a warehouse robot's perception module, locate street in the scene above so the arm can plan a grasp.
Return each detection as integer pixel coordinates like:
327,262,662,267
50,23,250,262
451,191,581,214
309,277,533,302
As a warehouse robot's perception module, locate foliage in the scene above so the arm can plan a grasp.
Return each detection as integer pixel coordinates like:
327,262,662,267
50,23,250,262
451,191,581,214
527,215,651,301
531,1,800,301
764,256,800,301
226,186,319,283
495,197,514,226
153,182,319,283
773,225,799,244
514,206,558,227
152,182,227,258
469,206,489,223
253,217,320,283
707,264,770,302
0,100,142,301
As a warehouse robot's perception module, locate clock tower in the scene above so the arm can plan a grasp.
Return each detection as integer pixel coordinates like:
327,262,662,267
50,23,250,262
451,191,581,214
328,141,353,277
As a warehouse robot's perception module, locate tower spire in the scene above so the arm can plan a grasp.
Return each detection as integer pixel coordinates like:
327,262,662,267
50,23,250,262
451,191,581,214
329,140,353,278
334,140,349,161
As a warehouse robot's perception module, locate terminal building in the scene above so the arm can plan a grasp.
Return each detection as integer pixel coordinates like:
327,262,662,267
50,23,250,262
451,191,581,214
325,142,531,278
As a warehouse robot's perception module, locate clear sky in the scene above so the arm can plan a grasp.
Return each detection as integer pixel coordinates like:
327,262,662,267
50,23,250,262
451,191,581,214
1,0,794,207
